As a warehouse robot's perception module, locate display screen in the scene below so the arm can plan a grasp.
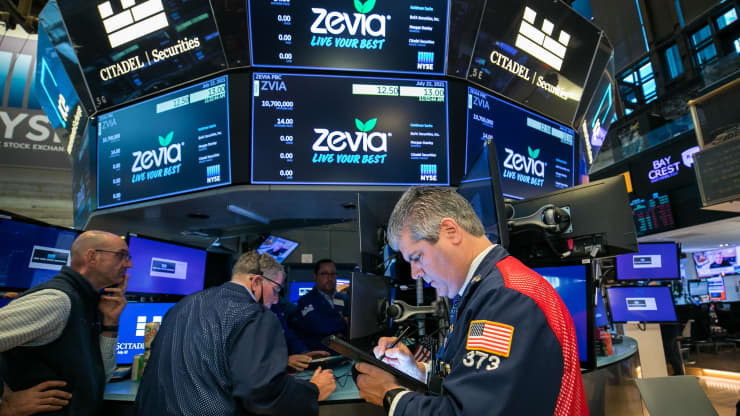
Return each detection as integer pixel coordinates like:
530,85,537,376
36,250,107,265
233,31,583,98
57,0,226,110
457,144,503,245
289,281,314,303
693,247,739,278
251,73,449,185
126,235,206,295
257,235,299,264
534,265,589,364
97,75,230,208
0,219,80,290
249,0,448,74
116,302,175,364
615,243,680,281
337,278,350,292
466,86,575,200
607,286,677,322
707,276,726,301
467,0,602,125
595,288,609,327
631,193,676,236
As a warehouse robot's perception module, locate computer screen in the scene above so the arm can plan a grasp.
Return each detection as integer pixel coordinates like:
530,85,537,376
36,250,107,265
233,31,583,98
707,276,726,301
630,193,676,236
257,236,299,264
116,302,175,364
0,298,12,308
349,272,390,340
693,247,739,278
615,243,680,281
251,73,449,185
606,286,678,323
126,235,206,296
533,265,594,368
289,281,315,303
97,75,231,208
0,218,80,290
336,278,350,292
595,288,610,328
249,0,449,74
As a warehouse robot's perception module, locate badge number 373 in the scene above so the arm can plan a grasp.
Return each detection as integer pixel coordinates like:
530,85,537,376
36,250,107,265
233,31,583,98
462,350,500,371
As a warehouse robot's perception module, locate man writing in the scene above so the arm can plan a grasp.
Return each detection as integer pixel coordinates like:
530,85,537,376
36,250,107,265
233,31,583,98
355,186,587,415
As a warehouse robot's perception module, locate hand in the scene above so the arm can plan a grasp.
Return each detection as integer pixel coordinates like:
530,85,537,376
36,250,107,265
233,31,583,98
305,350,330,359
0,381,72,416
98,274,129,327
355,363,402,406
308,367,336,401
373,337,425,381
287,354,311,372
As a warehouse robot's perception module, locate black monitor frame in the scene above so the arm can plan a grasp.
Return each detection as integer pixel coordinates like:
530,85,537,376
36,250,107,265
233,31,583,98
615,242,681,281
606,285,679,323
348,271,390,341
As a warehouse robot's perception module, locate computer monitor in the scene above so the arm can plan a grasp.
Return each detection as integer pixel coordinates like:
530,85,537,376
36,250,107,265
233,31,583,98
349,272,390,340
257,235,299,264
606,286,678,323
595,288,610,328
693,247,739,278
707,276,726,301
616,243,680,281
0,217,80,290
533,265,595,369
126,235,207,296
508,175,637,264
289,281,314,303
336,278,350,292
0,298,12,308
116,302,175,364
456,139,510,248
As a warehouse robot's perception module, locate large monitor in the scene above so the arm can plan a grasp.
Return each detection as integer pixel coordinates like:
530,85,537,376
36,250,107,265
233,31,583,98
615,243,680,281
289,281,315,303
630,192,676,237
0,217,80,290
693,247,739,278
456,139,510,248
606,286,678,323
349,272,390,340
466,86,575,200
126,235,206,296
116,302,175,364
533,265,594,369
248,0,449,75
97,76,230,208
257,235,299,264
507,175,638,264
251,73,449,185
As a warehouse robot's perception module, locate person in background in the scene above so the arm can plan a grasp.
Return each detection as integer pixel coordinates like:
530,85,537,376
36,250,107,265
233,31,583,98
271,304,330,372
0,230,130,415
136,251,335,415
354,186,587,415
292,259,349,352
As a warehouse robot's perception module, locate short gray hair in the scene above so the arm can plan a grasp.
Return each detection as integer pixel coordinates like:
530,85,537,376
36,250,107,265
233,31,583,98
387,186,485,250
232,250,283,278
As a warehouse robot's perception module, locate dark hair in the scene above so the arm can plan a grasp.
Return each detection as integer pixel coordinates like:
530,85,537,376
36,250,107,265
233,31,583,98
313,258,335,275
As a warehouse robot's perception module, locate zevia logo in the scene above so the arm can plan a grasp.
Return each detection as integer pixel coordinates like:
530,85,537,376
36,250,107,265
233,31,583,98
131,131,183,182
311,0,388,37
502,146,546,187
313,118,388,152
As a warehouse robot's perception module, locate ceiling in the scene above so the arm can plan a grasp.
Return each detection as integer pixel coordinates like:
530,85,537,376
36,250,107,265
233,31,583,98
638,215,740,252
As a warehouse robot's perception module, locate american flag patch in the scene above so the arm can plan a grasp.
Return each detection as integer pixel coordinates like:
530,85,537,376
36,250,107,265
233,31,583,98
413,344,432,363
466,320,514,357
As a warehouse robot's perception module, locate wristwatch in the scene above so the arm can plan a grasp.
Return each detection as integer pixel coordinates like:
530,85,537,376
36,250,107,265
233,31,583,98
383,388,408,413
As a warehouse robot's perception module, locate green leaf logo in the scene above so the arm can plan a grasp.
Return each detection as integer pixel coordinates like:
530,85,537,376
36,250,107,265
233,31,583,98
354,0,376,14
528,146,540,159
158,131,174,147
355,118,377,132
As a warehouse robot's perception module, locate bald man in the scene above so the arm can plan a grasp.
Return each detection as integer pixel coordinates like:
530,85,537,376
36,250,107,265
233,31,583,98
0,230,131,415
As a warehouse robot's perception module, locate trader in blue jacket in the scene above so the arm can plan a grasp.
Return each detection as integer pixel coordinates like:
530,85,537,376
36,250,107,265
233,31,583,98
292,259,349,351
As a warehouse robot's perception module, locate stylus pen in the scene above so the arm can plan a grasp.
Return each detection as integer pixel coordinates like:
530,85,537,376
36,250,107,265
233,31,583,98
378,326,412,361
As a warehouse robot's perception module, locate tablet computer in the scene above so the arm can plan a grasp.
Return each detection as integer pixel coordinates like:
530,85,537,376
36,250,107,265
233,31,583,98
322,335,428,393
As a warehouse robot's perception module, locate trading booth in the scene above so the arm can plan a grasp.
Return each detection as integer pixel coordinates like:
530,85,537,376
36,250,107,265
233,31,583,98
16,0,653,414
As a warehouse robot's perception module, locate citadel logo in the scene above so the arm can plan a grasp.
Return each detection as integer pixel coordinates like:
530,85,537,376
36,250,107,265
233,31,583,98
310,0,388,37
97,0,170,49
312,118,388,152
503,146,546,177
515,6,571,71
131,131,182,173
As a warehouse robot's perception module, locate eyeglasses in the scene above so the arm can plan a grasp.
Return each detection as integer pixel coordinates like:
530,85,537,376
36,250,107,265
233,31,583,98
260,274,285,296
95,249,132,262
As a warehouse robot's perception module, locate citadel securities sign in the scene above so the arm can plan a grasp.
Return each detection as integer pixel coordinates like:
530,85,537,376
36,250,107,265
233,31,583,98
0,31,71,169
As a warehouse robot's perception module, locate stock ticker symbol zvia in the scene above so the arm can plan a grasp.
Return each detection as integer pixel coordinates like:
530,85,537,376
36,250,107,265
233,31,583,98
515,6,571,71
97,0,170,49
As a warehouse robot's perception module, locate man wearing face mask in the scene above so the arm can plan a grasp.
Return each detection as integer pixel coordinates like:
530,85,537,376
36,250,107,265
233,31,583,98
136,251,336,415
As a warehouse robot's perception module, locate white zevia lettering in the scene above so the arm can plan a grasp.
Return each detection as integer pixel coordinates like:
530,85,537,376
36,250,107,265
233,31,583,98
310,8,387,37
312,129,388,152
503,148,546,177
132,143,182,173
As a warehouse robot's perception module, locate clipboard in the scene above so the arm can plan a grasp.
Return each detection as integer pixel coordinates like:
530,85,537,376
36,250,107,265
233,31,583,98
322,335,428,393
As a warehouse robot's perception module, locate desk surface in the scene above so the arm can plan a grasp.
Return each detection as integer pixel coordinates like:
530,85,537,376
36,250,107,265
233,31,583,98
596,336,638,368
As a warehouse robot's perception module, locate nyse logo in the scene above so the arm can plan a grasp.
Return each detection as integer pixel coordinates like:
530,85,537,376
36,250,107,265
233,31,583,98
135,315,163,337
515,6,571,71
420,164,437,181
206,164,221,183
417,51,434,70
97,0,170,49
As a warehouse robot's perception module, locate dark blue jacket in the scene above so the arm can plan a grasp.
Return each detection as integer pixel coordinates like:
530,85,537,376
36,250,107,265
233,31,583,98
292,287,348,352
135,282,319,415
271,304,309,355
393,246,587,416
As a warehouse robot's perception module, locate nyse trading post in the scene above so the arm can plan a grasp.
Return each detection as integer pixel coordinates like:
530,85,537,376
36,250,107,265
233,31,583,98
249,0,449,74
466,87,574,200
251,73,449,185
97,76,230,208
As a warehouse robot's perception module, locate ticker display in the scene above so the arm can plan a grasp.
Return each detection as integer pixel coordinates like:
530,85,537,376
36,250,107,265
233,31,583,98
57,0,226,110
468,0,602,125
630,192,676,236
97,76,230,208
249,0,449,74
251,73,449,185
466,87,574,200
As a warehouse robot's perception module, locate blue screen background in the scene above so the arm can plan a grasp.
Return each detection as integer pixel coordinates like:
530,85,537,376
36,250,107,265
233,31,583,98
607,286,677,322
616,243,679,280
126,236,206,295
117,302,175,364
